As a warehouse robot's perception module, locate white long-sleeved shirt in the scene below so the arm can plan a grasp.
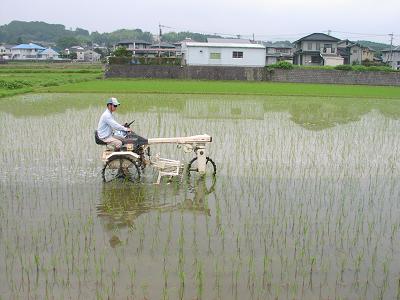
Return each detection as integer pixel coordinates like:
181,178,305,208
97,109,128,139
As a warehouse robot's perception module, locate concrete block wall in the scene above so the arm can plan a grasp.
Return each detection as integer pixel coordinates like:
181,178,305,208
267,69,400,86
105,64,400,86
105,65,266,81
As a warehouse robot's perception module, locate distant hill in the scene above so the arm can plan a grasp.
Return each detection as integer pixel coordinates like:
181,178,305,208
0,21,88,44
356,40,392,53
0,20,394,54
0,21,154,48
161,31,223,43
0,20,223,49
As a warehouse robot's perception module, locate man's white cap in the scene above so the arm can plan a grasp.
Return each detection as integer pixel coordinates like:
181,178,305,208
106,97,120,106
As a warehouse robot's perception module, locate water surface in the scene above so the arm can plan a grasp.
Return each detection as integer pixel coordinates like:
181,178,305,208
0,93,399,299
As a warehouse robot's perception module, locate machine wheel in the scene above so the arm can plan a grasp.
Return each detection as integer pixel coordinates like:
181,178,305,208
102,156,140,183
187,157,216,194
187,157,216,176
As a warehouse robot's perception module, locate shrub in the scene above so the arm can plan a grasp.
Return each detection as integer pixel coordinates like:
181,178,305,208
0,79,33,89
112,47,132,57
108,56,132,64
334,65,352,71
352,65,394,72
268,61,294,70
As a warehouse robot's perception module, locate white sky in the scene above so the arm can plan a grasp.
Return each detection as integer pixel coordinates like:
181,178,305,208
1,0,399,44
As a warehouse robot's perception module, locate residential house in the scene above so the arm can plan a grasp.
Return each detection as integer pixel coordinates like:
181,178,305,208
38,48,60,60
84,50,101,62
0,44,14,59
65,46,85,60
11,43,46,59
69,46,85,52
382,46,400,70
181,42,266,67
264,42,294,65
207,38,253,44
115,40,152,56
338,40,376,64
150,42,177,57
293,33,343,66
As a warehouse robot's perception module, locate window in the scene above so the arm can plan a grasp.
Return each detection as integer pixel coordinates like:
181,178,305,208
308,42,312,50
353,49,358,53
232,51,243,58
316,43,320,50
397,61,400,66
311,56,322,63
210,52,221,59
277,49,289,54
323,44,332,53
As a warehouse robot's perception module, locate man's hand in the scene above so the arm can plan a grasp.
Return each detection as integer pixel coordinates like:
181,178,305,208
125,127,132,132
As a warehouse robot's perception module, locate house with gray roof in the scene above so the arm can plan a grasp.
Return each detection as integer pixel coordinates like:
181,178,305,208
293,33,343,66
337,40,376,64
0,44,15,59
264,42,294,65
116,40,152,48
382,46,400,70
38,48,60,60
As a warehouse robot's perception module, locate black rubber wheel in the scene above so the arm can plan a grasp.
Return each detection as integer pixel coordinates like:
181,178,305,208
187,157,216,176
187,157,216,195
102,156,140,183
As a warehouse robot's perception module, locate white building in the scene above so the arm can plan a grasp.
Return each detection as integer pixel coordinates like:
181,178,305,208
76,50,85,61
84,50,101,62
0,44,14,59
11,43,46,59
38,48,60,60
382,46,400,70
293,33,344,66
181,42,266,67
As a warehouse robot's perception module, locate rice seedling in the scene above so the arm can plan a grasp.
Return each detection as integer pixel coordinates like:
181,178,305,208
0,93,399,299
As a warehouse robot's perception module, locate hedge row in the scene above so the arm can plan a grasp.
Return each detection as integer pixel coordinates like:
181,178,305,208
267,61,396,72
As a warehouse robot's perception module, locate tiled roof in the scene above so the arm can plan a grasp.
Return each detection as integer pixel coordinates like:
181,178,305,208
185,42,265,49
150,42,176,48
294,33,340,43
117,40,152,45
381,45,400,52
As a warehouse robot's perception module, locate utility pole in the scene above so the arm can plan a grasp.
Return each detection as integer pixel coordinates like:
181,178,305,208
327,29,331,36
389,33,394,65
252,33,255,42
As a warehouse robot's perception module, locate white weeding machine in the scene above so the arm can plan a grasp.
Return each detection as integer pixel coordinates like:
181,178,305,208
95,122,216,184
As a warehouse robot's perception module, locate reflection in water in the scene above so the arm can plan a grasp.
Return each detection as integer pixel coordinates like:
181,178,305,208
1,92,400,299
97,176,216,247
1,93,399,131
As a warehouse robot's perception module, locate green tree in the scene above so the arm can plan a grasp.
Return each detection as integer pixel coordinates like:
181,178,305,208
56,36,80,50
112,47,131,57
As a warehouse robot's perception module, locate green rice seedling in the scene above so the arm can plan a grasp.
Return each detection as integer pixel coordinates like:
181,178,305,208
196,260,204,299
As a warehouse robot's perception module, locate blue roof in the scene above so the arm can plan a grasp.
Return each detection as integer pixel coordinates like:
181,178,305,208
12,43,46,50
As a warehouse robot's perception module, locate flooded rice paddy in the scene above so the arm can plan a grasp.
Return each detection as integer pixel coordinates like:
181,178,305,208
0,93,400,299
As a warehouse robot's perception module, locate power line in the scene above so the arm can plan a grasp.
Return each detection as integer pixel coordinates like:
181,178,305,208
156,25,399,43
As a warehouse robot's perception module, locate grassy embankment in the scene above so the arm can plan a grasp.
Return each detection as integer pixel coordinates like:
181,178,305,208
0,62,103,98
1,62,400,99
46,78,400,99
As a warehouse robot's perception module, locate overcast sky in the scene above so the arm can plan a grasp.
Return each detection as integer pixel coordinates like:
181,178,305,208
1,0,399,44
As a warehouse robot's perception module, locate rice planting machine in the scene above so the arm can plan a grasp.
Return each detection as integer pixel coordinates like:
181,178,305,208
95,126,216,184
